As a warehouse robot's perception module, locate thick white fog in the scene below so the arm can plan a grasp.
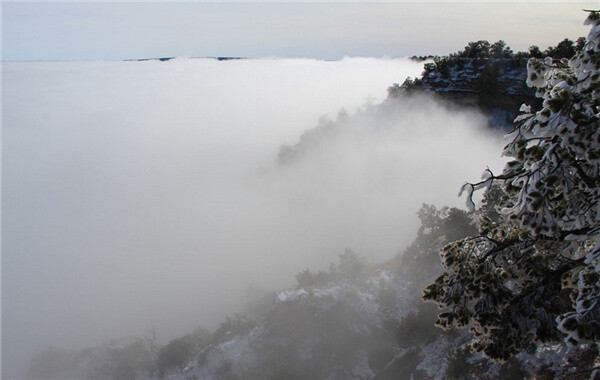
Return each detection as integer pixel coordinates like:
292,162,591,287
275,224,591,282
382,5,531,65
3,57,504,378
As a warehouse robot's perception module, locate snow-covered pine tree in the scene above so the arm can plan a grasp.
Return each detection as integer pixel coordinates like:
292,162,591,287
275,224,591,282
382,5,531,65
423,10,600,364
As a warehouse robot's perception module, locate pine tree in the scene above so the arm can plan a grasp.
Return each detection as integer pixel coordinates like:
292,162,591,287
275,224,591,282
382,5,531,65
423,11,600,363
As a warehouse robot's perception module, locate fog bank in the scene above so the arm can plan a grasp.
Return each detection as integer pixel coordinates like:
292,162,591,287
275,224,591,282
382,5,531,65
3,57,502,378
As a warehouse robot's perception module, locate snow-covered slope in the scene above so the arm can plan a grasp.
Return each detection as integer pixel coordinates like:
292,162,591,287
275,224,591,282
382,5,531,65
168,267,440,380
28,208,592,379
163,208,590,380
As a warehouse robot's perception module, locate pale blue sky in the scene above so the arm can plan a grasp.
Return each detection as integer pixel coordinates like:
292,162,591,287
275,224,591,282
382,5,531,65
2,2,598,61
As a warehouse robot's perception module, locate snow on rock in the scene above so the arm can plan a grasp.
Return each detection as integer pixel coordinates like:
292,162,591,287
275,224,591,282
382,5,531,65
416,335,451,379
277,288,309,302
422,58,531,97
350,349,376,380
172,269,417,379
164,262,576,379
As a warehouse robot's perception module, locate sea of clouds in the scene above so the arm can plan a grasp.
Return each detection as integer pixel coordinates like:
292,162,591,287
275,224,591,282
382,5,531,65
3,57,505,378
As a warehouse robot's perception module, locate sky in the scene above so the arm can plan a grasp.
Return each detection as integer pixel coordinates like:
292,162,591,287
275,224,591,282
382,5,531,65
2,2,598,61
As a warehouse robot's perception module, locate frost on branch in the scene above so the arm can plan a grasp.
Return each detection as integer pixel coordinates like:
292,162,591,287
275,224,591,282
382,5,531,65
424,11,600,364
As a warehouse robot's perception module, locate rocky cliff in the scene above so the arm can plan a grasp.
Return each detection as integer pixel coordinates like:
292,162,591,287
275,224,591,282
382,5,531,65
419,57,537,130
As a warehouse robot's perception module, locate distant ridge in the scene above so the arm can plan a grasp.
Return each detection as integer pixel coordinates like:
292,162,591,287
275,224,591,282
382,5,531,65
124,56,246,62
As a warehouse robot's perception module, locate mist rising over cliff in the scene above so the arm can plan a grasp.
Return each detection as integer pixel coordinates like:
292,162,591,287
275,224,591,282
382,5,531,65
3,57,504,378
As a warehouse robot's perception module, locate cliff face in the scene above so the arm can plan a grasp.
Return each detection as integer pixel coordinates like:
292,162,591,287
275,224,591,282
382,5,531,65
420,57,537,130
421,58,531,96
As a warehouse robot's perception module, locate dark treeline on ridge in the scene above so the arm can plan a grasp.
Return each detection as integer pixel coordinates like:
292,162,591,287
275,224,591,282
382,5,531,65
410,35,587,61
